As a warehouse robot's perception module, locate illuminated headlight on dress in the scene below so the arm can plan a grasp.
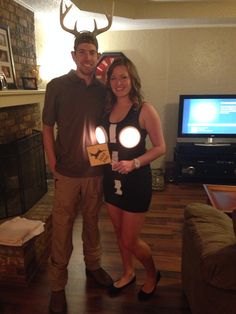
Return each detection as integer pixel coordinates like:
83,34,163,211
95,126,107,144
119,126,141,148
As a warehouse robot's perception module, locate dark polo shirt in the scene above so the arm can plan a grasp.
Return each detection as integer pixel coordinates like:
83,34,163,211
42,70,106,177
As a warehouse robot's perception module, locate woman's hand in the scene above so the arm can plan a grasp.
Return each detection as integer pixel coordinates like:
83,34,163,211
112,160,135,174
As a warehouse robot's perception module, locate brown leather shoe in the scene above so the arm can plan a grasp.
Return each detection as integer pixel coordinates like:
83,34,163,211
85,267,113,287
49,290,67,314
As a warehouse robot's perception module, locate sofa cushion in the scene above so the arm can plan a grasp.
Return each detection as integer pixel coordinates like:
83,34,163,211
202,245,236,290
185,203,236,290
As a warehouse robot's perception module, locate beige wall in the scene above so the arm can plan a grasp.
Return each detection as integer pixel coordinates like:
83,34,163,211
36,25,236,168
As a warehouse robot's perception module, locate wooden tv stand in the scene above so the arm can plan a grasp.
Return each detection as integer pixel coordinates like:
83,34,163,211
174,142,236,183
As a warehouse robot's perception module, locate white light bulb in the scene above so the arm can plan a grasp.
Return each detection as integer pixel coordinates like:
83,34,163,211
119,126,141,148
95,126,107,144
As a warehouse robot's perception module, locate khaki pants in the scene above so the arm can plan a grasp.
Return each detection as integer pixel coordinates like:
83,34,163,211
48,174,103,291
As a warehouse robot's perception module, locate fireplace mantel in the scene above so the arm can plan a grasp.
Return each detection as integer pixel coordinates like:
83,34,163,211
0,89,45,108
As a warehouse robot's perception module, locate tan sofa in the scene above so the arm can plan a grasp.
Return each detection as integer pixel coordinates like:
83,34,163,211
182,203,236,314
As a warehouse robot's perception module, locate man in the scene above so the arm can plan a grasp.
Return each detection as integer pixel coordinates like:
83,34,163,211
42,26,113,314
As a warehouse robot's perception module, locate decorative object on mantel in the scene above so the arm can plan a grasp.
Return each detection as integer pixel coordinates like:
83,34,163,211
33,64,42,87
0,72,7,90
0,216,45,246
0,24,17,89
22,76,38,90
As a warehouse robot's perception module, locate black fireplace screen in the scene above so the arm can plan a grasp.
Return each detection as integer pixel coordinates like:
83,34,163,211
0,130,47,219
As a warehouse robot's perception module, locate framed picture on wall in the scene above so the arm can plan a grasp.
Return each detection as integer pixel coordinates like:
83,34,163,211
0,24,17,89
96,52,125,83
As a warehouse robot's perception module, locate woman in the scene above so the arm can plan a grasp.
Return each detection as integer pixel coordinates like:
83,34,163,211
101,56,166,300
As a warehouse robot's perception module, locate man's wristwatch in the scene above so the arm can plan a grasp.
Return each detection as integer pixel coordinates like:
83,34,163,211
133,158,140,169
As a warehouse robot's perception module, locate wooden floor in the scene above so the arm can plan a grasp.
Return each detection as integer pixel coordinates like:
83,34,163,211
0,181,208,314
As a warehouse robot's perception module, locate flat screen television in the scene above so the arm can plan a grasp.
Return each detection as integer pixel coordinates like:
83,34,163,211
178,94,236,142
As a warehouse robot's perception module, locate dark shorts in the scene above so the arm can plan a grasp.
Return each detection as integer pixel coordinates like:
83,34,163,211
103,165,152,213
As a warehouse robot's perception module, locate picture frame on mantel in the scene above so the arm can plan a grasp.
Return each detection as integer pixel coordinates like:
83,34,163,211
22,77,38,90
0,24,17,89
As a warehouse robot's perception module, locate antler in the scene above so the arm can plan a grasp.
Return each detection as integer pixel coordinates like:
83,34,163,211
60,1,80,37
93,1,114,37
60,0,114,37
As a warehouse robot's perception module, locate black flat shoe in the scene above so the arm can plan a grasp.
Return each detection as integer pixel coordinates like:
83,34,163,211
108,275,136,296
137,270,161,301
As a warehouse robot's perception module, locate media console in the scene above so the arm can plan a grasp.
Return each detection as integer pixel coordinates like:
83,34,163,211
174,142,236,183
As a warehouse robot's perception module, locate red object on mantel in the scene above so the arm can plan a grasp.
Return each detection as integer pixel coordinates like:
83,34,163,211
96,52,125,83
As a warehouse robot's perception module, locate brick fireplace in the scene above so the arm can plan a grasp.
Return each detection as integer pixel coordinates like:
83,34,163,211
0,90,47,219
0,1,51,284
0,102,41,144
0,90,53,286
0,90,44,143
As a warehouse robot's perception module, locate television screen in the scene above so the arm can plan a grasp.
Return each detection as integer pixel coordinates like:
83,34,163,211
178,95,236,138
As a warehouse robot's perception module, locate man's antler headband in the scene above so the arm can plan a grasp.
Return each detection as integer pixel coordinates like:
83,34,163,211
60,0,114,37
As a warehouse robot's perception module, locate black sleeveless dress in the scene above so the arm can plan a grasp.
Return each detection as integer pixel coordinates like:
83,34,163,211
102,105,152,213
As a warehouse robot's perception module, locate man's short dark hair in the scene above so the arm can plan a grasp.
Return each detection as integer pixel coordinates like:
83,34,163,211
74,32,98,51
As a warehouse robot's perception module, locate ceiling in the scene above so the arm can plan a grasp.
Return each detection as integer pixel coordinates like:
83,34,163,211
14,0,236,30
